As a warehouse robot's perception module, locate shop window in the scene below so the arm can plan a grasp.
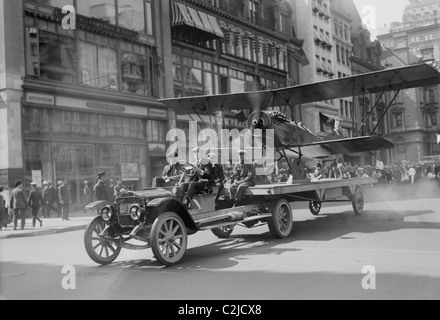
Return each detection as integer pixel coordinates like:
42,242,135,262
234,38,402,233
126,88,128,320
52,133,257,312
24,141,53,184
36,32,76,84
79,41,117,90
146,120,166,142
117,0,145,32
77,0,116,25
121,51,155,96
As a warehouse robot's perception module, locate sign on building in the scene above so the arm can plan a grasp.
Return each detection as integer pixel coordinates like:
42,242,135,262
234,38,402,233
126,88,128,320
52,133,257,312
121,163,139,181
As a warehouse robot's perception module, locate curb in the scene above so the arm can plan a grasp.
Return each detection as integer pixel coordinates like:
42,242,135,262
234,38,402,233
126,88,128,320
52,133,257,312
0,224,88,239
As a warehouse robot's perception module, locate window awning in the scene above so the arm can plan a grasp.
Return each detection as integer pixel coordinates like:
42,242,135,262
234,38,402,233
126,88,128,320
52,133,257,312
171,2,224,38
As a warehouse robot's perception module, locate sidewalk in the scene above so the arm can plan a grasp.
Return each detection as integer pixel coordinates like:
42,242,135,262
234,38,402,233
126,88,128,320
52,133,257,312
0,209,96,239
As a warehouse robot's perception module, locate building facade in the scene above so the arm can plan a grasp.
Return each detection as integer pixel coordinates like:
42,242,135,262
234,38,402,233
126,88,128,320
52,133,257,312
0,0,306,202
377,0,440,164
291,0,339,137
1,0,171,203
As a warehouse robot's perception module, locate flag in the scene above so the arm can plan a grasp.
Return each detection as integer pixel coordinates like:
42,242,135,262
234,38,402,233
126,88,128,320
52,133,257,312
291,48,310,66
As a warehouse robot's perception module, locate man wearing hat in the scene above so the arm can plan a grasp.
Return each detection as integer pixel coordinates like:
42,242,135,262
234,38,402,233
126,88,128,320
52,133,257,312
230,150,256,204
207,153,225,202
58,179,71,221
94,171,108,201
152,155,184,188
9,181,29,230
42,181,56,218
28,182,43,227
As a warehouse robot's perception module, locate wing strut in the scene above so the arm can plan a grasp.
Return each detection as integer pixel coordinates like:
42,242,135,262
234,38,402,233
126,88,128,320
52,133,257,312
355,71,398,137
371,81,406,136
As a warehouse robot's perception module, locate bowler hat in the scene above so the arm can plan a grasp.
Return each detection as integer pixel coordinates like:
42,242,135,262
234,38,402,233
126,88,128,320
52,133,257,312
15,181,23,188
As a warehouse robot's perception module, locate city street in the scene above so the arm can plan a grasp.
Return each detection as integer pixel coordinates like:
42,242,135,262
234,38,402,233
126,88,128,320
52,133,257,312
1,182,440,300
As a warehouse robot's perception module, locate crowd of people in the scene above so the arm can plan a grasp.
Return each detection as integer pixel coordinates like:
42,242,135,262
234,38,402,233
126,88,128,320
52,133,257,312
0,172,128,231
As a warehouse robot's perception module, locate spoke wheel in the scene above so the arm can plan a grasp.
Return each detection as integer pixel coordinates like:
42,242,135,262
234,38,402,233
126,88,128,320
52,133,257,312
151,212,188,266
84,216,121,265
268,199,293,239
309,201,322,216
352,186,365,216
211,225,235,239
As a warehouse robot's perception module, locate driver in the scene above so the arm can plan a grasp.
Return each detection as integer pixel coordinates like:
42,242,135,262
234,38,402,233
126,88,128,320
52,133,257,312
152,153,184,188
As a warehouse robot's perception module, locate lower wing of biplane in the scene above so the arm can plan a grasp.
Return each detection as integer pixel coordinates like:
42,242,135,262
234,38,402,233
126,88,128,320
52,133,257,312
159,63,440,159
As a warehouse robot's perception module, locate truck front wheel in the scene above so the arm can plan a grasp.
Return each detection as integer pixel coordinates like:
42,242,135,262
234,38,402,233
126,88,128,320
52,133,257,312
150,212,188,266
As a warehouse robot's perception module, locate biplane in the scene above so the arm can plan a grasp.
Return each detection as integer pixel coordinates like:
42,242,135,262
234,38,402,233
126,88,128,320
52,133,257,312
83,64,440,267
160,63,440,177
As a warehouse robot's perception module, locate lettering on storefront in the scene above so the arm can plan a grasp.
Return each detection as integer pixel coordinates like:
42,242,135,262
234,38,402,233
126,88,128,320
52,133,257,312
26,93,55,106
148,144,166,152
149,109,168,119
86,102,126,113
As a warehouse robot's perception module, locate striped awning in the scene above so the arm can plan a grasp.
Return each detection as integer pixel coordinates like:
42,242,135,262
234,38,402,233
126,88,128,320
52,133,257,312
171,2,224,38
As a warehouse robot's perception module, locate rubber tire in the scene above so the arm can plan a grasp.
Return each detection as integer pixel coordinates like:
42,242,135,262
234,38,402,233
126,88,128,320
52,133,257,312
268,199,293,239
309,201,322,216
211,225,235,239
84,216,121,265
352,186,365,216
150,212,188,266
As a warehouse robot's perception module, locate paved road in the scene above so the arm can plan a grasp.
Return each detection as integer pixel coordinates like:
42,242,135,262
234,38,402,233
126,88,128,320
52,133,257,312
1,184,440,300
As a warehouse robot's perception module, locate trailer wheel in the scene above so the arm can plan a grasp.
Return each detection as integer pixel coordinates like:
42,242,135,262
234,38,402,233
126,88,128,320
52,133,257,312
268,199,293,239
352,186,364,216
84,216,121,265
309,201,322,216
150,212,188,266
211,225,235,239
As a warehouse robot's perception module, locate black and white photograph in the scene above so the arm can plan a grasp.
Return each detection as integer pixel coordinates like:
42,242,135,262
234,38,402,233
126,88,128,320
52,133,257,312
1,0,440,303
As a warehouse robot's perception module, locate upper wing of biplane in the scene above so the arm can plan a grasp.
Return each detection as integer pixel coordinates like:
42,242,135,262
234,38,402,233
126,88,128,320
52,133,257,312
159,64,440,115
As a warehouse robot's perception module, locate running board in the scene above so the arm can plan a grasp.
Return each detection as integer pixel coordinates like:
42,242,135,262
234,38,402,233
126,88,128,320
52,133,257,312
198,214,272,230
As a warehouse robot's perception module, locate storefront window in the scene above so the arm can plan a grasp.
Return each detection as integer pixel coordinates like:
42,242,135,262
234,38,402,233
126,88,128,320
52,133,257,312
146,120,166,142
77,0,116,25
118,0,145,32
79,41,117,90
121,52,148,95
24,141,53,184
38,32,76,84
23,107,51,137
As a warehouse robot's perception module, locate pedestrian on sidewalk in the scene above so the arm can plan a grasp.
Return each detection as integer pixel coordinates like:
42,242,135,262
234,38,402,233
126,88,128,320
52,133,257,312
94,172,108,201
9,181,29,230
58,179,71,221
42,181,57,218
0,185,10,230
408,166,416,185
28,182,43,227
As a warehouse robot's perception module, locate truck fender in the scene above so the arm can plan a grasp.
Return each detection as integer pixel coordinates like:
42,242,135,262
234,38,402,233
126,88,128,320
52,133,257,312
146,197,198,232
85,201,114,212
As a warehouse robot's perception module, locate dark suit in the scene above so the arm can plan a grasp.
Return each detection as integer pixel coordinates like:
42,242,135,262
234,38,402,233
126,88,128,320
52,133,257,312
10,187,29,230
230,161,256,202
94,180,108,201
42,186,58,218
28,189,43,226
152,163,184,188
211,163,225,201
182,162,214,200
59,184,71,220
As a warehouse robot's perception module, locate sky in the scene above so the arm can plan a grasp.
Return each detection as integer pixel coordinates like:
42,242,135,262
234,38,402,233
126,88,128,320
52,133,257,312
353,0,407,39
